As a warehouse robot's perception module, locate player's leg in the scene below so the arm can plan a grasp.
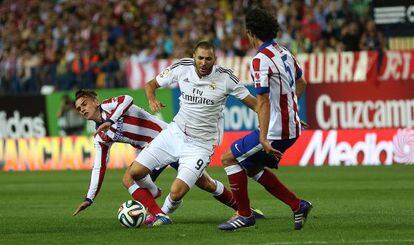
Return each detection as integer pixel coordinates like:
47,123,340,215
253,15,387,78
122,170,161,199
244,136,312,230
127,162,165,217
128,127,177,222
218,130,265,230
161,141,213,215
194,171,237,210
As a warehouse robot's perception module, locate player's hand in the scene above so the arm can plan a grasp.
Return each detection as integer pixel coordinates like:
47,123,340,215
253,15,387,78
261,140,283,161
73,201,92,216
148,98,165,113
300,120,309,129
94,121,112,136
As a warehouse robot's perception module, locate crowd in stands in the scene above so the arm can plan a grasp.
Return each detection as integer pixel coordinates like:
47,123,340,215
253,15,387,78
0,0,386,94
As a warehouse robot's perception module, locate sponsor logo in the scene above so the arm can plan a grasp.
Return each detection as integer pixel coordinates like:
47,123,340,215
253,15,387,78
0,111,46,138
393,129,414,164
180,91,214,105
234,143,241,153
296,52,369,83
315,94,414,129
374,5,414,24
299,129,414,166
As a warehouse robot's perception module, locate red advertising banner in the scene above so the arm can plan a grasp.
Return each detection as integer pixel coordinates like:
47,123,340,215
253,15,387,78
0,136,136,171
1,128,413,171
302,50,414,130
212,128,414,167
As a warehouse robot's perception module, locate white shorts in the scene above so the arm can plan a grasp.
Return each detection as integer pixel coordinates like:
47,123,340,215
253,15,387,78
135,122,214,188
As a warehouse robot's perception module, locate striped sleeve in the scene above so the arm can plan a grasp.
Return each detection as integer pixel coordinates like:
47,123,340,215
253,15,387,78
251,57,270,94
86,136,113,201
101,95,133,124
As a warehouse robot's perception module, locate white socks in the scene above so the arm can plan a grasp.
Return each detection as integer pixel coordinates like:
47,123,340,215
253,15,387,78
135,174,159,198
161,193,183,214
212,180,225,196
224,165,243,175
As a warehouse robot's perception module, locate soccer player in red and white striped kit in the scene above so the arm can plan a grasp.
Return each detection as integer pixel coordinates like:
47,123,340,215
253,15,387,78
71,89,264,220
218,8,312,231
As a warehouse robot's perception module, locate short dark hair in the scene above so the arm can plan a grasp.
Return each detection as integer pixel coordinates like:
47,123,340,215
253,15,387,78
245,8,279,42
75,89,98,101
193,40,215,54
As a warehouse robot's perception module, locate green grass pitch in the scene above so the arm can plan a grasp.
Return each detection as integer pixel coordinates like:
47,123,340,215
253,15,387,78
1,165,413,244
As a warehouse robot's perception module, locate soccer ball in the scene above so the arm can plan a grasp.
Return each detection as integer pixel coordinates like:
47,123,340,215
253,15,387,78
117,200,147,228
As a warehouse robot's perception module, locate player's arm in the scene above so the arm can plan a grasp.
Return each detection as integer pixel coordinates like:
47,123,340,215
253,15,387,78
96,95,133,135
144,78,165,113
292,55,307,100
292,56,308,127
295,77,307,99
73,138,112,216
241,94,258,112
251,58,282,160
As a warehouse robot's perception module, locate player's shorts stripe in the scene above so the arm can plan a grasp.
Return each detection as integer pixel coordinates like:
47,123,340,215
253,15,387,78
235,143,263,163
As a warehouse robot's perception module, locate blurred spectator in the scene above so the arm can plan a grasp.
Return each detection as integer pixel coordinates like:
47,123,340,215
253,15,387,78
0,0,387,94
57,94,85,136
359,20,386,51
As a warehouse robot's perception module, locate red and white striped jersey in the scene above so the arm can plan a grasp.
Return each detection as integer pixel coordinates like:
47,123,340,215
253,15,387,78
252,40,303,140
86,95,167,201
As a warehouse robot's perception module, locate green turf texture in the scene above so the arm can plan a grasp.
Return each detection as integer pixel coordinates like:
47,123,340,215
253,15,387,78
1,166,413,244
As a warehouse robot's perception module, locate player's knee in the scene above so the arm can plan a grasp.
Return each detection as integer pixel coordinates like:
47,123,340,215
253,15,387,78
221,150,237,167
129,161,150,181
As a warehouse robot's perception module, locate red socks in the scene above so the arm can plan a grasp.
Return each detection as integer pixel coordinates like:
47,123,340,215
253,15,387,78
214,187,238,210
257,169,300,211
131,188,163,215
228,170,252,217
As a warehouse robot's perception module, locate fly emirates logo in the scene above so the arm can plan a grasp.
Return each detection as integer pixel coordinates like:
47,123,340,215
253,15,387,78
299,129,414,166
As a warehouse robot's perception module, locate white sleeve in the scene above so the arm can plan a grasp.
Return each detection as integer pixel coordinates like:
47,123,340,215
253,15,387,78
100,95,133,123
85,136,113,201
226,72,250,100
155,65,180,87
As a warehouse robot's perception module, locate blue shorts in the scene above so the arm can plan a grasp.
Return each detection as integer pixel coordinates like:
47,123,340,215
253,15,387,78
230,130,297,170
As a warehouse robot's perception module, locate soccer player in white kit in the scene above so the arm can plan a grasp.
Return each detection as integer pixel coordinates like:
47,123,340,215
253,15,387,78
127,41,257,226
218,8,312,231
71,89,263,219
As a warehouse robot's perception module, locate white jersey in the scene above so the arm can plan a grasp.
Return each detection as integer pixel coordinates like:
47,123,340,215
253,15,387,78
252,41,302,140
156,58,250,145
86,95,167,201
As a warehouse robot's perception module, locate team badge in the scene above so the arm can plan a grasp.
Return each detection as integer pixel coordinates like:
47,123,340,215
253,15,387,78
209,82,216,90
254,71,260,79
159,67,171,78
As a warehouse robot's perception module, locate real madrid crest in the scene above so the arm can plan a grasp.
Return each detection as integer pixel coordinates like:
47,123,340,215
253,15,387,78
160,67,171,78
209,82,216,90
